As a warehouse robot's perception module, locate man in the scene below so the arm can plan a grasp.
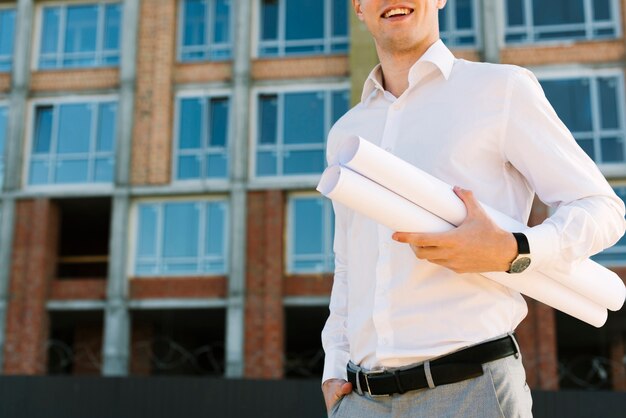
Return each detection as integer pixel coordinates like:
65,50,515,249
321,1,626,417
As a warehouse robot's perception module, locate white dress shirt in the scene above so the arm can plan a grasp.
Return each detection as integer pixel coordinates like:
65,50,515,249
321,39,626,384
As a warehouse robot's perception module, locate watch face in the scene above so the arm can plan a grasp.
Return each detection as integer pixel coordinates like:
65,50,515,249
510,257,531,274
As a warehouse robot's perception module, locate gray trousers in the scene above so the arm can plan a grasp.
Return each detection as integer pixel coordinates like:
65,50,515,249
329,354,533,418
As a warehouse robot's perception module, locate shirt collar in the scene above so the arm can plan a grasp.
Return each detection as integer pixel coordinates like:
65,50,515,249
360,39,455,103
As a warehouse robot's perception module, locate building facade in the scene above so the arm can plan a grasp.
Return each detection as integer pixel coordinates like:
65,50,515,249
0,0,624,392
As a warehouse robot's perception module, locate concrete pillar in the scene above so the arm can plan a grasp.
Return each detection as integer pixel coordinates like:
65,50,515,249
480,0,505,63
224,0,252,378
101,0,139,376
0,0,34,373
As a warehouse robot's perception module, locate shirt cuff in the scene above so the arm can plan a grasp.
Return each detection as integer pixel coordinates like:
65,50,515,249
523,222,559,273
321,349,350,387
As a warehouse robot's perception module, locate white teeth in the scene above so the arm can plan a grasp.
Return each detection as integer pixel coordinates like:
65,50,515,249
383,8,412,18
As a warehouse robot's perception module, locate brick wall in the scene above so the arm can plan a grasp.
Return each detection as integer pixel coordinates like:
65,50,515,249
244,190,285,378
131,0,177,186
3,199,59,374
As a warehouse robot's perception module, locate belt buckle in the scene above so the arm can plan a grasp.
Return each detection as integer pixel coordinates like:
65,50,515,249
364,368,389,398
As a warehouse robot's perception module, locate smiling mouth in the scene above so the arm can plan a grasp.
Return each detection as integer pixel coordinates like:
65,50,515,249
381,7,414,19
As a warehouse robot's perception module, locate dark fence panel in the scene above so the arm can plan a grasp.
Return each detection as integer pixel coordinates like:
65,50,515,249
0,377,625,418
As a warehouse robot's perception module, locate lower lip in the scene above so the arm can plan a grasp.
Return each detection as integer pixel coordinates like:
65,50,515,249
384,13,413,22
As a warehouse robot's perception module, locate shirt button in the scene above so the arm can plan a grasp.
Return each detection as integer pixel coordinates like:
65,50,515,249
381,338,389,345
384,147,392,152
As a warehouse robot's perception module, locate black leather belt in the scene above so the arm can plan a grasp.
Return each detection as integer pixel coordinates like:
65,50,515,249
347,334,518,397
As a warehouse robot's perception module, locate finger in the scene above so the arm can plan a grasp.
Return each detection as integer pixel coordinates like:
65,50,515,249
340,381,353,395
453,186,483,218
392,231,447,247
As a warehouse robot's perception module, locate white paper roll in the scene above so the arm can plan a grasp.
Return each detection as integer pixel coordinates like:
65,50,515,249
317,165,608,328
338,136,626,312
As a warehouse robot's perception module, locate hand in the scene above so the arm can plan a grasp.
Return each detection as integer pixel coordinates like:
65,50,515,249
392,186,518,274
322,378,353,413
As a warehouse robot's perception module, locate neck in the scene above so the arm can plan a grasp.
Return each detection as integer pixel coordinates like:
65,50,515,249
375,37,439,98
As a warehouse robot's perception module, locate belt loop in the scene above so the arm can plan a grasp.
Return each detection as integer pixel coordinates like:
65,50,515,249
351,362,364,395
509,332,521,359
424,361,436,389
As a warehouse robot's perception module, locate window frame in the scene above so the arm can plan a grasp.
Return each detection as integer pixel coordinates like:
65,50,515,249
255,0,349,58
439,0,482,49
504,0,622,45
23,94,119,191
249,81,350,187
0,102,8,190
128,196,230,278
286,192,334,274
533,66,626,177
176,0,234,63
0,5,16,73
172,88,232,184
33,0,122,71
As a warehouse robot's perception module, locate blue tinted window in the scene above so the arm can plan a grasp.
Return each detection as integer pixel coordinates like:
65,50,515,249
259,0,348,57
506,0,619,43
135,200,228,276
175,95,230,181
439,0,478,47
256,88,349,177
592,187,626,265
541,75,624,165
0,9,15,71
29,101,117,185
180,0,232,62
289,196,334,273
39,3,122,69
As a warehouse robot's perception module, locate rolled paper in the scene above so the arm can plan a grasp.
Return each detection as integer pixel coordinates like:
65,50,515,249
338,135,626,312
317,165,608,328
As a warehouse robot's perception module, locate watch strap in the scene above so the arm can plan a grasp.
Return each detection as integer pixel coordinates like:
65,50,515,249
512,232,530,255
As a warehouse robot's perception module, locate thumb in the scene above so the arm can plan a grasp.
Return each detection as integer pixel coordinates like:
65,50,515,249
339,381,353,395
454,186,482,218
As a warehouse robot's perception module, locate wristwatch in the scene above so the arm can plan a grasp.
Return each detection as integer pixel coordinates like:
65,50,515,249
507,232,531,274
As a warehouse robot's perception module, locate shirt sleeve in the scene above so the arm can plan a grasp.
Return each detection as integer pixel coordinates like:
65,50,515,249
321,199,351,385
501,68,626,272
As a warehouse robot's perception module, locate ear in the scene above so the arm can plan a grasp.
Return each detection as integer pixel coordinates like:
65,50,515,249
437,0,448,9
352,0,365,21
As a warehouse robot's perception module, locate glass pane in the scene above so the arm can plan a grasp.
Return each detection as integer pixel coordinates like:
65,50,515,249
285,0,323,40
594,0,612,21
536,29,586,40
29,160,49,185
261,0,278,40
598,77,619,130
258,95,277,145
205,202,225,256
163,262,198,274
206,153,227,178
0,107,7,157
214,0,231,43
332,90,349,124
137,204,158,257
456,0,473,30
135,262,157,275
104,4,121,50
163,202,199,257
203,261,225,273
533,0,584,26
41,8,60,54
33,107,54,154
541,79,592,132
294,259,323,271
576,138,595,160
600,137,624,163
284,149,324,174
506,0,525,26
179,98,203,149
332,0,348,37
209,97,228,147
58,103,92,154
94,157,114,181
97,102,117,151
293,198,323,255
284,92,324,144
256,151,276,176
184,0,206,46
55,159,89,183
65,6,98,54
0,9,15,57
177,155,201,179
